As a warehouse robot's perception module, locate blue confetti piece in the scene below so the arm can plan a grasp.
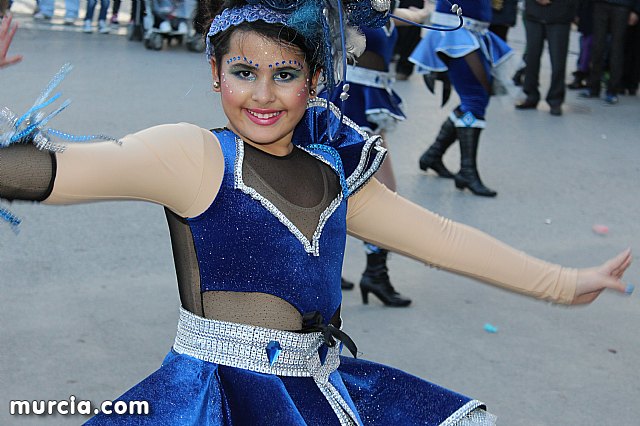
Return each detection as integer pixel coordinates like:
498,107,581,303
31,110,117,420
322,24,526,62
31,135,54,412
483,323,498,334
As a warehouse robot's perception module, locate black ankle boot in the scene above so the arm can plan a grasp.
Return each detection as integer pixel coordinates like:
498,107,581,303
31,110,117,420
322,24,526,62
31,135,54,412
512,67,524,86
419,118,456,178
360,249,411,307
454,127,497,197
341,277,354,290
568,71,588,90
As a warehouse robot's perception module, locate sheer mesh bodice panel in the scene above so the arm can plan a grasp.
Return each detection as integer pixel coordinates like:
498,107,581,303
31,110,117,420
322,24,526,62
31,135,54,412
166,138,340,328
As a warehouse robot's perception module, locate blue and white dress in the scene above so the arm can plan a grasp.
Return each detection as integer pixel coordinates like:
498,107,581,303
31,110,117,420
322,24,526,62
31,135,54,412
84,100,492,425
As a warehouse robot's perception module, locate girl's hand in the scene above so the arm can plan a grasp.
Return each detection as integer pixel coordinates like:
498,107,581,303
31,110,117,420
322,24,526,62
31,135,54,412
572,249,633,305
392,0,433,25
1,14,23,69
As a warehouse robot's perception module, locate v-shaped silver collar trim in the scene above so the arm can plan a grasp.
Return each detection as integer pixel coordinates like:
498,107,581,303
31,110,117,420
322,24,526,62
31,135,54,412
233,137,343,257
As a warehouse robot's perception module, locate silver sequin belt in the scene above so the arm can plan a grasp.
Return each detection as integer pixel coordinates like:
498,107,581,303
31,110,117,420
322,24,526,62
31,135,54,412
345,65,395,90
172,307,360,425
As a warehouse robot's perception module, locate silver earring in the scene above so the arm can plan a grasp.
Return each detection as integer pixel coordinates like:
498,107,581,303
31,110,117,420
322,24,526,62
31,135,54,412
213,81,220,90
309,88,316,96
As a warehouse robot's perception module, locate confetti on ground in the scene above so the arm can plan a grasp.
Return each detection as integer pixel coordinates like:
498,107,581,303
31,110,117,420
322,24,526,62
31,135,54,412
544,219,552,225
592,224,609,235
483,323,498,334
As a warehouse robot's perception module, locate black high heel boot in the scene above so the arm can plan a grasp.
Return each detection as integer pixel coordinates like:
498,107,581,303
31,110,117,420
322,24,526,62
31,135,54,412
418,118,456,178
360,249,411,307
454,127,497,197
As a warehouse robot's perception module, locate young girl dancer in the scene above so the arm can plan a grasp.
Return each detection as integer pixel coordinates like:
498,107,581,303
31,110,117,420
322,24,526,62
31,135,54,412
0,1,633,424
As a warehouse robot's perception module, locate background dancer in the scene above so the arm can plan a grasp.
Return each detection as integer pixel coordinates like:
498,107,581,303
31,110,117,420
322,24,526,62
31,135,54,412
326,1,431,306
410,0,512,197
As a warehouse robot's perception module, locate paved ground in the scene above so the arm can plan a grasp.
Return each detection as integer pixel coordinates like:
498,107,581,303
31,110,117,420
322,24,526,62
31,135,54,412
1,3,639,425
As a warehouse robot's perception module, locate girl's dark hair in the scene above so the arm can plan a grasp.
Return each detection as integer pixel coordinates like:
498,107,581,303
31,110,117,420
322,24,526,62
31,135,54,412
204,0,322,76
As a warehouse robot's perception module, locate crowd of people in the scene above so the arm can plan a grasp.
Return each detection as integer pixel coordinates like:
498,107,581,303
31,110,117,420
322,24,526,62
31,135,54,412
0,1,636,425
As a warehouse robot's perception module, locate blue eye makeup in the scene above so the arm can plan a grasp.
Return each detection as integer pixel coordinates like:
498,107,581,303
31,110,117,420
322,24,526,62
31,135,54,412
228,65,257,81
227,61,304,84
273,68,303,82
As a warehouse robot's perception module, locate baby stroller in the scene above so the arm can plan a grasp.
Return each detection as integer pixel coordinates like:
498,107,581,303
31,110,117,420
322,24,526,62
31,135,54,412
143,0,205,52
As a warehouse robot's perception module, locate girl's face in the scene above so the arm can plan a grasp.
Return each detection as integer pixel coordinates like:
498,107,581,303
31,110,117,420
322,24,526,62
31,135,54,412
211,30,319,156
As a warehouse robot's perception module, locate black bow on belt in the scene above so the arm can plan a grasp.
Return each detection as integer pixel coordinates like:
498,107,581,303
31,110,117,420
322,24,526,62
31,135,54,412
301,311,358,358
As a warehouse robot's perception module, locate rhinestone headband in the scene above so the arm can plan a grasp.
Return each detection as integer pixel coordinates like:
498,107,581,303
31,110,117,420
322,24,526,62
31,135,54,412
206,4,290,60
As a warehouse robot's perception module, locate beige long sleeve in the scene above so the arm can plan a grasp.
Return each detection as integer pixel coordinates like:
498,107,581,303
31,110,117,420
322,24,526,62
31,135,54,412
346,179,578,304
45,123,224,218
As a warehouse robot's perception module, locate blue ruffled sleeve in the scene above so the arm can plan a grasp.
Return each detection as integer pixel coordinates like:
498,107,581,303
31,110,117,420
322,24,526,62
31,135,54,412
292,98,387,198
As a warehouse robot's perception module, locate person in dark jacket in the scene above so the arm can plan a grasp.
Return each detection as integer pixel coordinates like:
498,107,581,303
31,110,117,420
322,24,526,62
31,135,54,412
621,9,640,95
515,0,579,116
489,0,520,42
581,0,640,104
568,0,594,90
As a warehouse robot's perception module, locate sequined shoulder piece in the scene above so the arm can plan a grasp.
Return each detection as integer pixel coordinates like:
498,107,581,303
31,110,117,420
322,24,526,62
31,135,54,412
292,98,387,198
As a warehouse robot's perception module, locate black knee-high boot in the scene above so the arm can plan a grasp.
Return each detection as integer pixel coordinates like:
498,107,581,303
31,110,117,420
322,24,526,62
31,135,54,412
418,118,456,178
454,127,497,197
360,248,411,307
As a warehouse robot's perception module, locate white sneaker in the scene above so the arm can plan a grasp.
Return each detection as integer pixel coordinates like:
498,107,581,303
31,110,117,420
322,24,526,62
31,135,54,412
158,21,171,33
63,17,75,26
98,20,110,33
83,20,93,33
177,22,188,35
33,12,52,20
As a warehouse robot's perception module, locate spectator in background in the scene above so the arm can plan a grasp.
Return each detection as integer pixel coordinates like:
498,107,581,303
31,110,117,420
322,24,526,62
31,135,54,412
568,0,594,90
393,0,425,81
34,0,80,25
489,0,519,42
515,0,579,116
581,0,640,104
622,10,640,95
110,0,121,27
83,0,112,34
0,0,8,18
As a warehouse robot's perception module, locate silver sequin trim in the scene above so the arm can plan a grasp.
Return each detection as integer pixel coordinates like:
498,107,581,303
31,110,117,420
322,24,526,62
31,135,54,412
172,308,359,425
453,408,497,426
441,400,492,426
233,136,343,257
371,0,391,12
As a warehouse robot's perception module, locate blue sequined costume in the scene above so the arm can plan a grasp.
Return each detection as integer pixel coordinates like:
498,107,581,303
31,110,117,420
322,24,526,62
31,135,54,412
84,100,485,425
324,25,405,133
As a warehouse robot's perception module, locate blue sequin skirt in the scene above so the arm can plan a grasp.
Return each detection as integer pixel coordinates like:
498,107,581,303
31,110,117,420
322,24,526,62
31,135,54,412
84,308,494,425
409,27,512,74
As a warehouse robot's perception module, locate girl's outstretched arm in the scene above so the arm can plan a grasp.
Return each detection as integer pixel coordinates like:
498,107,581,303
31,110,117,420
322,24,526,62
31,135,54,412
346,178,632,305
1,124,224,219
